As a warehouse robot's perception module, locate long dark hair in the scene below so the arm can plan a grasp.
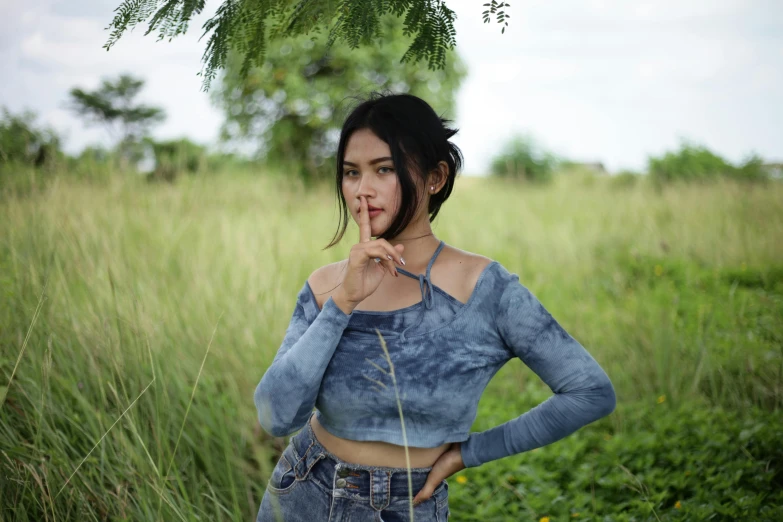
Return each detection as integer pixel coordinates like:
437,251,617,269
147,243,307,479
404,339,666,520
324,91,464,249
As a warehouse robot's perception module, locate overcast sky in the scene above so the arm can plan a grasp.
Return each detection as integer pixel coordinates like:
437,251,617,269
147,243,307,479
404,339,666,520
1,0,781,175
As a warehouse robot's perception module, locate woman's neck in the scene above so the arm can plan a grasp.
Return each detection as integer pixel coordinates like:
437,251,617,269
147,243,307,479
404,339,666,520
388,232,440,272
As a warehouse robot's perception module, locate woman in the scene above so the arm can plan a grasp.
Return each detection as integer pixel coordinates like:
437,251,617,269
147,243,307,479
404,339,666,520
254,92,616,521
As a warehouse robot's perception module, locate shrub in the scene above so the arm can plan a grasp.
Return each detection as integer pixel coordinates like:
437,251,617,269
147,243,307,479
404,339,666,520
0,106,62,169
731,153,769,183
65,145,115,184
490,134,557,183
610,170,641,189
648,141,769,184
147,138,208,182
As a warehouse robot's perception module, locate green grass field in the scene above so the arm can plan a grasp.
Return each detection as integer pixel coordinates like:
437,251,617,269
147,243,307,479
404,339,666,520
1,170,782,521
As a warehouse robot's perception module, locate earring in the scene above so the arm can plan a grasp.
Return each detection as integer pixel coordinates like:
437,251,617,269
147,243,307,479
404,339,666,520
430,186,434,191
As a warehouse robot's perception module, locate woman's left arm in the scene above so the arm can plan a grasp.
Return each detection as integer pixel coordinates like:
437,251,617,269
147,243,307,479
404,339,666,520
459,274,617,469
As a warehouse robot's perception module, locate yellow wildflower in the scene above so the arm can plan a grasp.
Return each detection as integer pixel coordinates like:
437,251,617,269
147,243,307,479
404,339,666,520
571,513,580,518
675,500,682,509
539,517,550,522
456,475,467,484
654,264,663,276
657,394,666,404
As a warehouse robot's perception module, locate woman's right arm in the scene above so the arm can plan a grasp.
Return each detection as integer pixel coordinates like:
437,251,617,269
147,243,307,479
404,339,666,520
256,196,405,437
254,279,352,437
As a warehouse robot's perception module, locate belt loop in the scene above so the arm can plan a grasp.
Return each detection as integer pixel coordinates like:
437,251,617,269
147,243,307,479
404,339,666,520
369,470,391,510
293,438,325,480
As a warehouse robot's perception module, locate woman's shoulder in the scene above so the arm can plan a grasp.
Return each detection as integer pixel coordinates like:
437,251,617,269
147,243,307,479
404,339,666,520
438,245,498,304
446,246,494,276
307,260,349,311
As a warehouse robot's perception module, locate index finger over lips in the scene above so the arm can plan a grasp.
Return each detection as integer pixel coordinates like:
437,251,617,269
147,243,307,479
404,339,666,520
358,195,372,244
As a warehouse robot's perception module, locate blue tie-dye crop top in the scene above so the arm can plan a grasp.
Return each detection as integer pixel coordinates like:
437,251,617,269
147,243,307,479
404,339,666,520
254,240,616,469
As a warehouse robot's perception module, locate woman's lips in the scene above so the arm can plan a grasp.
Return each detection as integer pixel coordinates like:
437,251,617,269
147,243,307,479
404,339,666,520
368,209,382,218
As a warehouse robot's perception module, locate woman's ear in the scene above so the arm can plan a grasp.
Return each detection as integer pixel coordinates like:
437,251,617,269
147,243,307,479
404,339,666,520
429,161,449,191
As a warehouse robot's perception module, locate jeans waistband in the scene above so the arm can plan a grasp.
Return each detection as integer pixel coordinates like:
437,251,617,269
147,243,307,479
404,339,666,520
287,414,437,509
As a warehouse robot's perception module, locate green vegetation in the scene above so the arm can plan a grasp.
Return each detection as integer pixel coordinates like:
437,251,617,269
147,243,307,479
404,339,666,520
215,13,466,184
103,0,510,90
68,74,166,171
146,137,209,182
1,170,781,520
648,141,768,185
0,107,64,169
0,103,252,196
489,134,558,183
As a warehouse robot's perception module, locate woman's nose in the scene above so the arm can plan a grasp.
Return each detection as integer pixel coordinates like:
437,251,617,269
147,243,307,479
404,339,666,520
355,174,375,198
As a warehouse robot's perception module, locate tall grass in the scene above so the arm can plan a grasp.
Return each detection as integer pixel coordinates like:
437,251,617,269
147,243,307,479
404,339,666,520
1,170,781,520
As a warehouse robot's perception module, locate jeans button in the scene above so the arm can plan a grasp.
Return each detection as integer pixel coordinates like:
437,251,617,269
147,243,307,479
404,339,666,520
336,478,347,488
338,468,349,477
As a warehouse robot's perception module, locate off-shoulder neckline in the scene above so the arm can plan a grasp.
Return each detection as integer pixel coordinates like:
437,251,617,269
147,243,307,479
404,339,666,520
305,260,500,317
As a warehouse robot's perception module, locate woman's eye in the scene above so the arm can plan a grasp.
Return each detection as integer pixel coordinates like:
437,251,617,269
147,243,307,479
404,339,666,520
345,168,394,177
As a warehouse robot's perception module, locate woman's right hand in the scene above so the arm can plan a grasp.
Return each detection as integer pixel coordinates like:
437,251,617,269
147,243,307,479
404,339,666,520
335,195,405,312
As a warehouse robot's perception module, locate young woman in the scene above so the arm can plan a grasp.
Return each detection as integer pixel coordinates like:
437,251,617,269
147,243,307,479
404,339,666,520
254,92,616,522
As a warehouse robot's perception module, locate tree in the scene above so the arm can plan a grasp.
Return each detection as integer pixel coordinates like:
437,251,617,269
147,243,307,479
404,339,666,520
104,0,511,91
215,13,467,183
68,74,165,169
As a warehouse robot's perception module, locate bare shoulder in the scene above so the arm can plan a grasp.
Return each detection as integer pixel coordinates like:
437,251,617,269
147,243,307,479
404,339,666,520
440,245,495,303
307,260,349,311
445,245,493,275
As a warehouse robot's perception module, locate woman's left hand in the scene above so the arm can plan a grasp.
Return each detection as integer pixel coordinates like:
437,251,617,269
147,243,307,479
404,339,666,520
412,442,466,506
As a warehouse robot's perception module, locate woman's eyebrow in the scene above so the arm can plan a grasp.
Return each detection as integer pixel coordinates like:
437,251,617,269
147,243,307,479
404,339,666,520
343,157,393,167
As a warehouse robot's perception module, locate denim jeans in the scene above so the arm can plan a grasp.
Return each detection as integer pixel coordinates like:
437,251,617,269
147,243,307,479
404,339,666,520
256,414,451,521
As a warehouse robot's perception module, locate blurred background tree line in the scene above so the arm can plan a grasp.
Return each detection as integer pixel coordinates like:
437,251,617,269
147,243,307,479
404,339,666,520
2,67,774,194
0,0,777,193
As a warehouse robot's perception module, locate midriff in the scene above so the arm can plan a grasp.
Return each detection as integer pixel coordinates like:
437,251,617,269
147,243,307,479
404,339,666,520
310,414,452,468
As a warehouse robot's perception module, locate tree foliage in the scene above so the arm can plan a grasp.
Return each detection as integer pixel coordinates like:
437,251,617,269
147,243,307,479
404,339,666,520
104,0,511,91
215,12,467,183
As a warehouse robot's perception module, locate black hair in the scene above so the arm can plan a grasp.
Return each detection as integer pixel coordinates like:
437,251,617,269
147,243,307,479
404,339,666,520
324,90,463,249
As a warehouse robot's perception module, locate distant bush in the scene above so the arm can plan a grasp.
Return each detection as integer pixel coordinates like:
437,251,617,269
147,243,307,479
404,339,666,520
205,151,255,173
0,107,67,196
648,141,768,184
0,106,63,169
490,134,557,183
730,154,769,183
610,170,641,189
147,138,208,182
66,145,115,183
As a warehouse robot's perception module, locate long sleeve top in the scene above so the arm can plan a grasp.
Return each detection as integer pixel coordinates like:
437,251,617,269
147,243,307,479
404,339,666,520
254,241,617,468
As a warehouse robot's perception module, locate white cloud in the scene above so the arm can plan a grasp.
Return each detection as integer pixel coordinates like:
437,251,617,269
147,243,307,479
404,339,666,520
448,0,783,172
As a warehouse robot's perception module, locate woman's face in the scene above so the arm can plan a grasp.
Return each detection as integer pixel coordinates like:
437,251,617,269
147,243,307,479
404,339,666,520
341,128,419,238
